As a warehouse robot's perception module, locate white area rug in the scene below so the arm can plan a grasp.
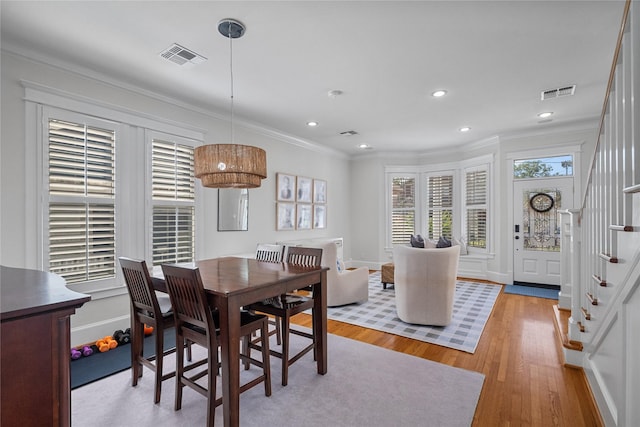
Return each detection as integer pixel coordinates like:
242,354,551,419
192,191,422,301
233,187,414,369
327,272,501,353
72,331,484,426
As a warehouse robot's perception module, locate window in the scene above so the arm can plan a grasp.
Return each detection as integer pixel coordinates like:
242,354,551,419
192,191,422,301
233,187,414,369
465,169,487,248
47,118,116,284
426,174,453,240
390,176,416,245
513,155,573,179
151,139,195,265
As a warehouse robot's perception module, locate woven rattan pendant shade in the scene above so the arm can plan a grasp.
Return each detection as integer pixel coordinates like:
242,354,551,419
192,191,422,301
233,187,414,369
194,143,266,188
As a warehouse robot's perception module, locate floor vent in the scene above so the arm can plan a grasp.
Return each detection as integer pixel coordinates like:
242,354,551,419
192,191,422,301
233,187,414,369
541,85,576,100
160,43,207,66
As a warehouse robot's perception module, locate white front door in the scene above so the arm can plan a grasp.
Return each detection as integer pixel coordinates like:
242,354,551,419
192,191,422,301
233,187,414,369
513,177,574,286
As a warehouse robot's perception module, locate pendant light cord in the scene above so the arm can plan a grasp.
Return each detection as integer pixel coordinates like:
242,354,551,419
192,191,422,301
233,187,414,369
228,23,235,144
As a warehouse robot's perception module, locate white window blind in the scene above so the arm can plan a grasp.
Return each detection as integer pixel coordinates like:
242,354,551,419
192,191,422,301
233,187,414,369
48,119,116,283
391,177,416,245
427,174,453,240
152,139,195,265
465,170,487,248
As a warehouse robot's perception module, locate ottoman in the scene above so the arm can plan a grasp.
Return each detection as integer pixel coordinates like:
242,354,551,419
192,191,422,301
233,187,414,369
381,263,394,289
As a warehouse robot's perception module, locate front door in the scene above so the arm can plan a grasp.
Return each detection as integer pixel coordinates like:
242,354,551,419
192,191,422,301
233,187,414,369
513,177,574,286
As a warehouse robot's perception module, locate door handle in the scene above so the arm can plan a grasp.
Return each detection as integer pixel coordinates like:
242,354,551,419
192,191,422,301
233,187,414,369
515,235,520,240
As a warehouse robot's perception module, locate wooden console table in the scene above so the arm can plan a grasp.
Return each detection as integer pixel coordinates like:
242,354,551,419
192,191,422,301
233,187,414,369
1,265,90,426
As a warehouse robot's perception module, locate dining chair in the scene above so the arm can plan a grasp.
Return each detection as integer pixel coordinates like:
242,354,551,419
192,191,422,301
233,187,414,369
254,243,286,344
119,257,191,404
161,264,272,427
246,246,323,386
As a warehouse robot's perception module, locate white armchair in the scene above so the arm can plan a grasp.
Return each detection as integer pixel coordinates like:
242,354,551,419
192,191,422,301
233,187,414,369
282,239,369,307
392,245,460,326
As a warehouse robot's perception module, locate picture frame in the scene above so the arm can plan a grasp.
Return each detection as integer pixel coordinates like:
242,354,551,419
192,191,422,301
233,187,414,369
296,204,312,230
276,202,295,230
296,176,312,203
313,179,327,204
277,173,296,202
313,204,326,229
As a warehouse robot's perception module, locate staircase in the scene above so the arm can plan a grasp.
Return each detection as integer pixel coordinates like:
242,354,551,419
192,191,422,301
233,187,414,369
556,1,640,425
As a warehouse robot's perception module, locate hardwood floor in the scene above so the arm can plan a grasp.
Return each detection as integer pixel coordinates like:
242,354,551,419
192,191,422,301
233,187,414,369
292,283,603,426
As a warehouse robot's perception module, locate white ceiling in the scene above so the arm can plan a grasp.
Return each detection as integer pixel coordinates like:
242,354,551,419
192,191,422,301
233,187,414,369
0,1,626,155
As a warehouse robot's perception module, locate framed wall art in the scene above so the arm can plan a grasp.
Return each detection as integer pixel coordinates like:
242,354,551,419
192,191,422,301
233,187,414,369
277,173,295,202
313,179,327,203
276,202,295,230
296,176,312,203
313,204,326,229
296,204,312,230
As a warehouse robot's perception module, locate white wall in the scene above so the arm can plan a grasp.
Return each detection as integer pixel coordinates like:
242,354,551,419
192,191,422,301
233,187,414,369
0,51,353,344
349,127,598,282
0,48,599,344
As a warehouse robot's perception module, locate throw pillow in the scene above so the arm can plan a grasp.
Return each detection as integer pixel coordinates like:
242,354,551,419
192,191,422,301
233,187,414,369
436,236,452,248
410,234,425,248
452,237,468,255
424,238,437,248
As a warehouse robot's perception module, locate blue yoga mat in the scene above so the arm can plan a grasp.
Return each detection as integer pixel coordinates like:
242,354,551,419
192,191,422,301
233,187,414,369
70,328,175,389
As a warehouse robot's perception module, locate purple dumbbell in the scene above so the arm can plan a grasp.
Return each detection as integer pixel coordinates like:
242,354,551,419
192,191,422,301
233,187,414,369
81,345,93,357
70,348,82,360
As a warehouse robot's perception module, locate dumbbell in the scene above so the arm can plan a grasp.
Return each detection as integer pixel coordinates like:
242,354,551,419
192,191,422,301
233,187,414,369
70,348,82,360
96,336,118,352
144,324,154,336
113,329,131,345
81,345,93,357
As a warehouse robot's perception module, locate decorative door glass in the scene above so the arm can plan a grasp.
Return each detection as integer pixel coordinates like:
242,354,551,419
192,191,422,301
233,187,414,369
522,188,561,252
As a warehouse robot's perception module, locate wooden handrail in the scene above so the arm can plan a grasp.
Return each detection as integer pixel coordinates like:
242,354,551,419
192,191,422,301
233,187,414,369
581,0,632,212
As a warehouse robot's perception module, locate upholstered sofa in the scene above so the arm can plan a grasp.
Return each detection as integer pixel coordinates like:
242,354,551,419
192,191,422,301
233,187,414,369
278,238,369,307
392,245,460,326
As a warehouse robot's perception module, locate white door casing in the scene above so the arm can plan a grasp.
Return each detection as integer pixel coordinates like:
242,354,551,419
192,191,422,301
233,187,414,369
513,177,574,286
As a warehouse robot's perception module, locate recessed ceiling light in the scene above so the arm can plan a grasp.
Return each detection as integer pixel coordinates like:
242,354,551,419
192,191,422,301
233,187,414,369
459,126,471,132
358,144,372,150
432,90,447,97
537,112,553,118
307,121,318,127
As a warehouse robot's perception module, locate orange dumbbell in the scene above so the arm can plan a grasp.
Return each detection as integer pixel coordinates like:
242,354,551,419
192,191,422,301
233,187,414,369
144,324,154,336
95,335,118,352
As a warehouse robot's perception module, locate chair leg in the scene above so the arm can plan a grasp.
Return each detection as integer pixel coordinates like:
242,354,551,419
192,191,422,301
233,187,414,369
242,335,250,370
131,321,144,385
260,320,272,397
174,331,184,412
280,314,290,387
275,316,282,345
154,325,163,404
206,336,216,427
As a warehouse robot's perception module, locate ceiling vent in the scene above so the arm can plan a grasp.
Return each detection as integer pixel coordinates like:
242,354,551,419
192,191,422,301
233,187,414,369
160,43,207,66
340,130,359,136
541,85,576,100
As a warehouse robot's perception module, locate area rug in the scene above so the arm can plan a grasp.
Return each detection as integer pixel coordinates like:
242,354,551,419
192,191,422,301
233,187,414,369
326,272,501,353
504,284,559,299
72,331,485,427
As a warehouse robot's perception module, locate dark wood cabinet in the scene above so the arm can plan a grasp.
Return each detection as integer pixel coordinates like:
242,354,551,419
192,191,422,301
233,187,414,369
1,265,90,426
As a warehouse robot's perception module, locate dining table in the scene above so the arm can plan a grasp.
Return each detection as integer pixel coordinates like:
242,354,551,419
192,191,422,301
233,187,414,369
153,256,328,427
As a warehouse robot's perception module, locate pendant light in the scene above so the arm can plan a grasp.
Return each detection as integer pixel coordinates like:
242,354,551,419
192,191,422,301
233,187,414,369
194,18,267,188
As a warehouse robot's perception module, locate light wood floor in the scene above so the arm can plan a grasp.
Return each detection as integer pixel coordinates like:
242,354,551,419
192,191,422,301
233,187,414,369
292,282,602,427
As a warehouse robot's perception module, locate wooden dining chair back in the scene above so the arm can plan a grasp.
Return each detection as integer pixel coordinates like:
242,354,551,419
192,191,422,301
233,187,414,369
161,264,272,427
246,246,323,386
255,243,285,263
285,246,323,267
119,257,184,404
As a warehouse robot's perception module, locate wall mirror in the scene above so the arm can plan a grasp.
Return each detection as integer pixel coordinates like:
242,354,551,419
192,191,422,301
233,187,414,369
218,188,248,231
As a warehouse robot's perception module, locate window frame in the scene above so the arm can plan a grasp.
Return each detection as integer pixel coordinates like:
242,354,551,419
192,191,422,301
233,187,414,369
463,165,489,251
147,131,198,266
27,84,205,295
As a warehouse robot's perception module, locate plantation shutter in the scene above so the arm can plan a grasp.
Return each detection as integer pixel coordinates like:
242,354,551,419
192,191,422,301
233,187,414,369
48,119,116,283
427,175,453,240
152,139,195,265
466,170,487,248
391,177,416,245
